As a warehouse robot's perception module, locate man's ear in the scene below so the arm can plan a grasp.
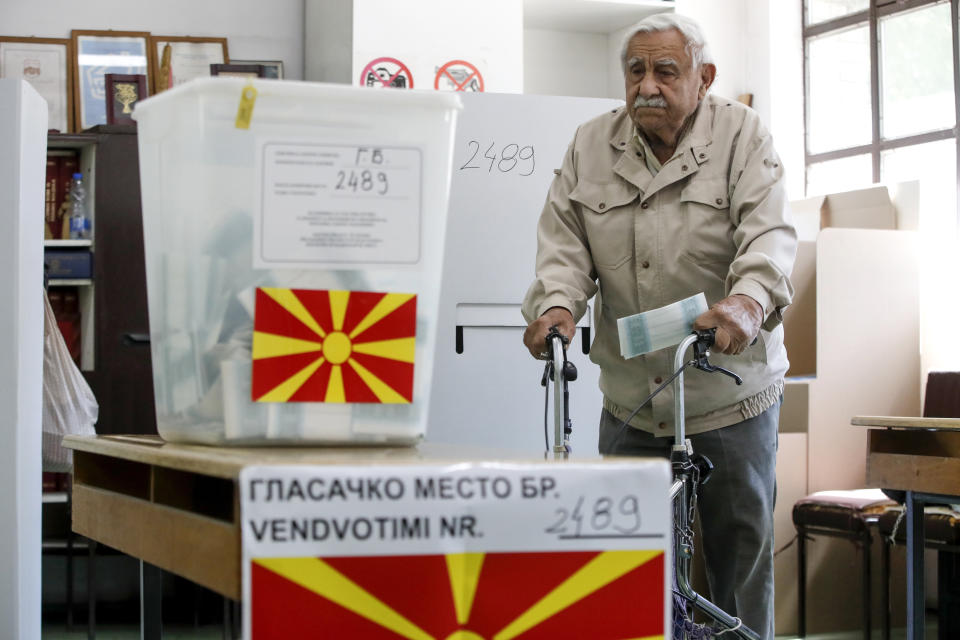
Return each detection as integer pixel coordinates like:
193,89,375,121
698,64,717,99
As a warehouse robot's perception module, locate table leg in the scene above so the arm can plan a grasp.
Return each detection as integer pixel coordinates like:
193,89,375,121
87,541,96,640
938,550,960,640
906,491,925,640
140,561,162,640
223,597,241,640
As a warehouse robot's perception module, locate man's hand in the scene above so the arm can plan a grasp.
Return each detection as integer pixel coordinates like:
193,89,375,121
692,294,763,355
523,307,576,360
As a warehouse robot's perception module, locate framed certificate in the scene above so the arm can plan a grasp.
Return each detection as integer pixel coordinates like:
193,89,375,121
150,35,228,93
0,36,73,132
210,63,264,78
71,30,154,131
230,59,283,80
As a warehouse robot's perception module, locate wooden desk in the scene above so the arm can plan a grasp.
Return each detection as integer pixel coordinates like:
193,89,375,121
854,416,960,640
62,435,606,638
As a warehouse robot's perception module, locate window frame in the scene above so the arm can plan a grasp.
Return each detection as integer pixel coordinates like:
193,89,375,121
803,0,960,226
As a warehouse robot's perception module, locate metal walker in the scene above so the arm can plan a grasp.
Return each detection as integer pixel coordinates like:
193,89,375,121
542,328,761,640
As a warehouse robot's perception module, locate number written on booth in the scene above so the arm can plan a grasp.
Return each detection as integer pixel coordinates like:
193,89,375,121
459,140,535,176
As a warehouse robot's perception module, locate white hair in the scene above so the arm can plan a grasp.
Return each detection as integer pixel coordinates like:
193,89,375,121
619,13,714,73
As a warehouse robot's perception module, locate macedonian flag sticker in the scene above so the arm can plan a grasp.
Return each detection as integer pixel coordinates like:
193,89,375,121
251,550,666,639
251,288,416,403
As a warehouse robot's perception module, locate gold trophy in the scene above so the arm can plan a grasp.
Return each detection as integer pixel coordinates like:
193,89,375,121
115,83,139,114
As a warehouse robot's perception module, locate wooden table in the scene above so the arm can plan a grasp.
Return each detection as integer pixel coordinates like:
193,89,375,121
61,434,592,638
854,416,960,640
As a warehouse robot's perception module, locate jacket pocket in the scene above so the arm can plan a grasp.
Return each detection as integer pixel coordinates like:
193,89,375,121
679,178,735,264
569,178,639,270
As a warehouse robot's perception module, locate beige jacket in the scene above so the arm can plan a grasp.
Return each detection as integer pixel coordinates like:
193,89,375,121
522,95,797,436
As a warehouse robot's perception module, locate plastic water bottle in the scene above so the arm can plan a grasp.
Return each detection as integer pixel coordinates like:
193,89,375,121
67,172,90,240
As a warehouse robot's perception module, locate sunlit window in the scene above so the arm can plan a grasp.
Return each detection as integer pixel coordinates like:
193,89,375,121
807,154,873,196
807,26,872,154
803,0,958,229
806,0,869,25
879,3,954,139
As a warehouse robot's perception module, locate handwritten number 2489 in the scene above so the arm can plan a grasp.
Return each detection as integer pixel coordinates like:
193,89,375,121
460,141,535,176
545,495,642,536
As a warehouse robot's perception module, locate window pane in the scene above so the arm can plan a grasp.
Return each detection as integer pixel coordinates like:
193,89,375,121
806,0,869,25
807,25,872,154
882,140,957,232
880,3,955,139
806,154,873,196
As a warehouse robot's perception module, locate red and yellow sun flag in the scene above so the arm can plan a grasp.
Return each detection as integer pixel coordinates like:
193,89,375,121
252,550,665,639
251,288,417,403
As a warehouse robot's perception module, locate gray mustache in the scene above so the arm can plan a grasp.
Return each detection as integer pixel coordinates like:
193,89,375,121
634,95,667,108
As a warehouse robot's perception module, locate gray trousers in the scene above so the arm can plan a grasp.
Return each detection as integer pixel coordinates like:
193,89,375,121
599,403,779,640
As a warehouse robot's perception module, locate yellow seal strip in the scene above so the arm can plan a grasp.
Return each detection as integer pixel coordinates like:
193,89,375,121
235,84,258,129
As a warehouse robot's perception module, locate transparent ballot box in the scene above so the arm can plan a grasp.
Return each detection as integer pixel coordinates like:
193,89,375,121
133,78,461,445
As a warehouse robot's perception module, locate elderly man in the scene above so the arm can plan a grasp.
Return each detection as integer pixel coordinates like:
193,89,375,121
521,12,796,638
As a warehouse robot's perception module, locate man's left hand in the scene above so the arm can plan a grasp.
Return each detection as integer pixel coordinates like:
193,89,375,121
692,294,763,355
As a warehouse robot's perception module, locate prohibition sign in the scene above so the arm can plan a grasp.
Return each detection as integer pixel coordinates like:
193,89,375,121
434,59,484,92
360,57,414,89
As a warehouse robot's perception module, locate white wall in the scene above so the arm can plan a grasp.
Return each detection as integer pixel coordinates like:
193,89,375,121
352,0,524,92
765,0,806,199
308,0,524,92
0,0,305,80
304,0,352,84
676,0,749,100
523,29,610,98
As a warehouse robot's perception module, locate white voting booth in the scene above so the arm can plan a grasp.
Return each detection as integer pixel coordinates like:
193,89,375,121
0,79,46,640
428,93,621,453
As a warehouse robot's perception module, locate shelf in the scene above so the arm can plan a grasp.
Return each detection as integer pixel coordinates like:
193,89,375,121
46,132,98,149
45,239,92,248
48,279,93,287
42,491,68,504
41,540,94,552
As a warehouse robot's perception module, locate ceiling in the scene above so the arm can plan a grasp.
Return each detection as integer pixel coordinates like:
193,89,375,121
523,0,675,34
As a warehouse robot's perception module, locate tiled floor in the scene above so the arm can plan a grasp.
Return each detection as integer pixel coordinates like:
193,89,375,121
42,624,222,639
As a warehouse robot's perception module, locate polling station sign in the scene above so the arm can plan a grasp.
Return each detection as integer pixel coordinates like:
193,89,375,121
241,461,671,639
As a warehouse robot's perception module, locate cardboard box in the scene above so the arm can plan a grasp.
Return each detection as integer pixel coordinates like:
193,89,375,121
784,185,913,377
791,185,897,242
782,241,816,376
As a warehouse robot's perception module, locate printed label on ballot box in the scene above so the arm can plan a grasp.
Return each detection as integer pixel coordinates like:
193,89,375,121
241,461,671,639
255,140,423,269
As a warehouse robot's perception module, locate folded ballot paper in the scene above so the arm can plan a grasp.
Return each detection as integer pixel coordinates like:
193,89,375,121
617,293,708,359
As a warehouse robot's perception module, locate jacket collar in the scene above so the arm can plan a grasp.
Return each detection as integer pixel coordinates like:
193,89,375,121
608,96,718,197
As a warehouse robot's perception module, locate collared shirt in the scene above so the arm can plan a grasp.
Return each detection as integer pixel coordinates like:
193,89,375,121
632,128,663,175
522,94,797,435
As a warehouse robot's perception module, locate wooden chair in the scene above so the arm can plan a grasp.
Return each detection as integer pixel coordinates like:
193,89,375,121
792,488,897,638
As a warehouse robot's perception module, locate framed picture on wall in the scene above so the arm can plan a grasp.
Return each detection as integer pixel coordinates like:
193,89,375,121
150,35,228,93
229,59,283,79
104,73,146,125
210,63,265,79
71,29,154,131
0,36,73,132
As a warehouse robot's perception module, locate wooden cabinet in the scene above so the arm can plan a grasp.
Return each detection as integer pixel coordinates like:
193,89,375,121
47,126,157,436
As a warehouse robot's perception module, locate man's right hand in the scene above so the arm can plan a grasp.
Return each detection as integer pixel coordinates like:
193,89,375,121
523,307,576,360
